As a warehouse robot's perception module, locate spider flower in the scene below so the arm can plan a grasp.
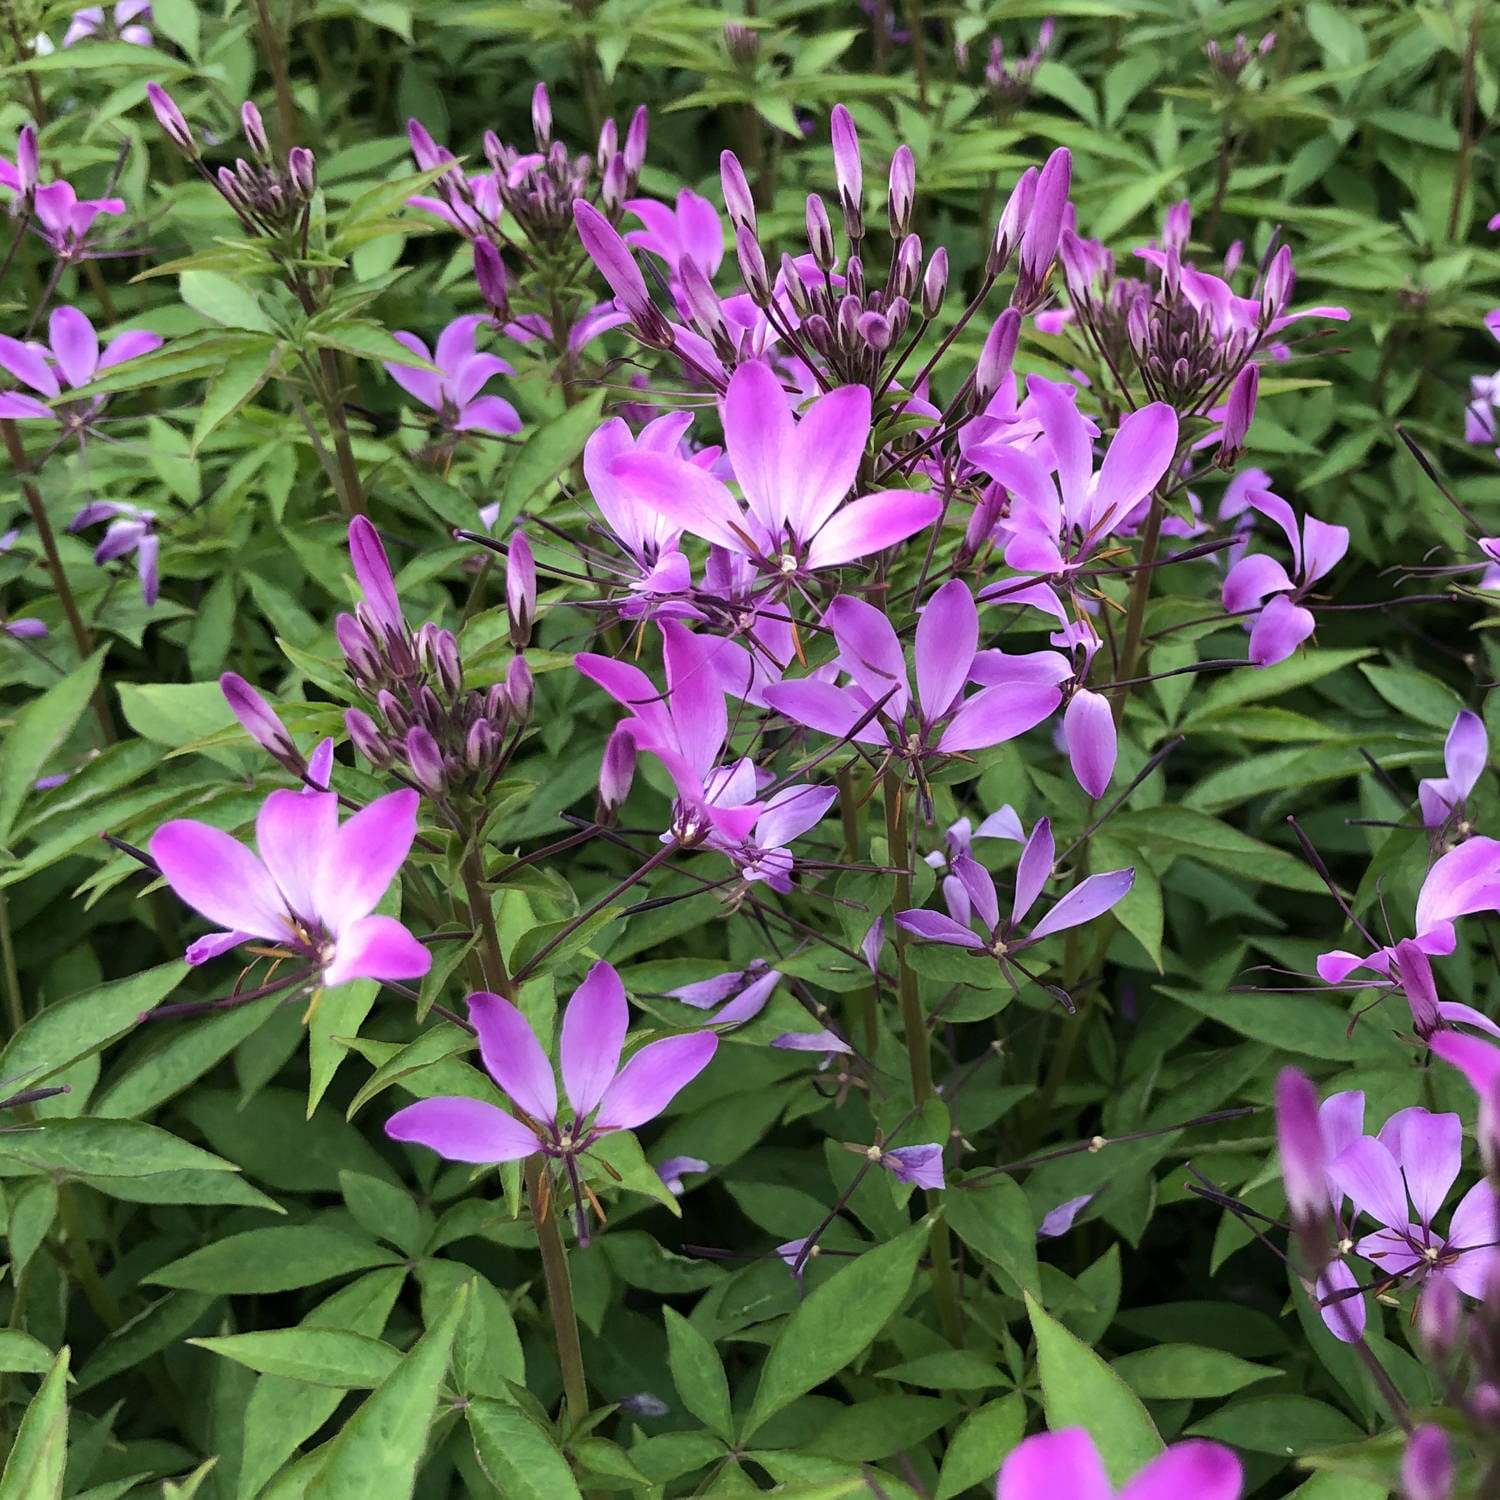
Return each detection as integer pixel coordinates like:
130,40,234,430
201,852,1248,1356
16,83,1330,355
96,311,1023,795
996,1427,1241,1500
63,1,151,46
150,787,430,988
384,314,520,437
1419,709,1487,832
69,501,160,606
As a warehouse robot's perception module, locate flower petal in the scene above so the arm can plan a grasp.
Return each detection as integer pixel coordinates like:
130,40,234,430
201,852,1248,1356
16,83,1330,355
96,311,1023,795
49,306,98,388
1026,868,1134,942
255,788,338,925
1012,817,1055,929
561,960,629,1119
914,578,977,725
1329,1135,1408,1230
997,1429,1111,1500
1117,1442,1242,1500
468,991,558,1125
1063,689,1117,798
788,382,871,538
936,683,1060,755
323,913,432,986
386,1096,541,1163
722,358,796,540
894,909,984,948
150,820,287,941
317,789,419,930
804,489,941,570
593,1032,718,1131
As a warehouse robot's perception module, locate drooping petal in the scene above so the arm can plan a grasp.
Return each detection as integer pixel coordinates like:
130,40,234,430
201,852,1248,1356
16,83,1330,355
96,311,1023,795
1063,689,1116,798
184,929,255,965
97,329,163,371
150,820,288,941
1012,817,1055,929
1416,836,1500,936
0,335,60,397
754,785,836,847
1299,515,1349,586
1026,868,1134,943
1248,594,1314,667
763,680,886,745
1328,1135,1409,1230
560,961,629,1119
593,1032,718,1131
383,333,443,411
455,395,522,435
914,578,977,725
996,1429,1111,1500
803,488,941,570
1116,1441,1242,1500
1316,1258,1367,1342
894,909,985,948
1445,1182,1500,1297
386,1096,542,1163
1222,552,1293,615
49,306,99,388
317,789,420,930
468,991,558,1125
1445,709,1488,797
935,683,1061,755
880,1144,944,1190
323,913,433,986
255,788,338,925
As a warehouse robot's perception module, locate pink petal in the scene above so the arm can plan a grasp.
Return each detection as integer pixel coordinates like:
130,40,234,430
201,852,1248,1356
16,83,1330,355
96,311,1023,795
1013,817,1056,929
434,313,486,374
914,578,977,724
1222,551,1293,615
255,788,338,925
763,679,886,746
1064,689,1117,798
593,1032,718,1130
1300,515,1348,585
0,335,60,398
803,489,941,570
1117,1442,1242,1500
662,622,727,780
1248,594,1314,666
1329,1135,1409,1229
561,961,629,1119
317,789,419,930
386,1097,541,1163
722,359,795,540
1446,709,1488,796
610,454,749,553
1379,1108,1460,1230
468,991,558,1124
1026,376,1092,522
788,382,871,538
894,910,984,948
98,329,163,371
48,306,98,388
1316,1258,1367,1342
455,396,521,435
150,820,288,941
997,1429,1111,1500
825,594,911,718
1416,836,1500,935
1026,868,1134,942
383,332,442,410
1091,401,1178,533
936,683,1060,754
323,913,432,986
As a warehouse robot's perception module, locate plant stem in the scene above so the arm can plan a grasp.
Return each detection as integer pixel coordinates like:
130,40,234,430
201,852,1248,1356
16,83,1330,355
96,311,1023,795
884,783,931,1104
315,347,367,517
1448,0,1482,243
1112,489,1164,722
526,1157,591,1433
460,846,512,997
0,887,23,1037
250,0,298,153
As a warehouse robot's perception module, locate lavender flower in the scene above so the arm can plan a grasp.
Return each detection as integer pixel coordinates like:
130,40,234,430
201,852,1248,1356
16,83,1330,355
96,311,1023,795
1401,1425,1453,1500
1419,709,1487,833
996,1427,1242,1500
63,1,151,46
876,1143,943,1189
656,1156,710,1195
68,501,160,606
384,316,520,438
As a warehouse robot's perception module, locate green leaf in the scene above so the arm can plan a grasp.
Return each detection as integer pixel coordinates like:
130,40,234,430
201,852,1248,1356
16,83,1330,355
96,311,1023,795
0,1115,245,1181
742,1218,927,1439
497,390,607,528
0,1331,57,1375
149,1225,400,1293
307,320,432,366
180,271,277,333
1182,650,1374,725
117,680,246,767
946,1177,1040,1297
935,1394,1026,1500
193,347,280,451
1025,1291,1163,1486
467,1398,583,1500
340,1170,429,1257
1186,1395,1364,1455
0,1345,69,1500
0,648,105,848
664,1307,734,1443
1111,1344,1282,1399
191,1329,401,1388
305,1280,468,1500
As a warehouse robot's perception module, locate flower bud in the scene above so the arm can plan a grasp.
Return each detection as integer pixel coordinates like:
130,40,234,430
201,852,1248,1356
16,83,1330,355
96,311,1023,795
216,165,252,217
220,672,301,768
287,147,317,200
1417,1273,1462,1362
1401,1425,1453,1500
16,124,37,198
404,724,447,798
988,165,1036,275
624,105,648,177
1216,362,1258,469
805,194,835,271
347,517,405,644
845,253,864,304
735,223,771,306
1275,1066,1334,1274
335,613,382,684
1260,244,1294,325
345,707,392,769
829,103,862,239
598,725,636,820
1015,147,1070,310
434,630,463,698
973,308,1021,410
595,118,617,171
506,655,533,719
466,719,497,770
375,688,411,736
892,232,922,301
888,143,914,238
147,82,197,157
531,82,552,148
680,256,730,351
1161,199,1191,255
484,682,511,722
507,532,536,648
857,310,891,352
921,246,948,320
473,238,510,322
720,150,756,232
241,101,271,161
600,154,627,213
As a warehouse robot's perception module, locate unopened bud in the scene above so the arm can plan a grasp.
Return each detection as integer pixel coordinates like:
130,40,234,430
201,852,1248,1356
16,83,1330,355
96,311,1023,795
1401,1425,1453,1500
16,124,37,198
857,310,891,352
806,194,836,271
484,682,511,722
147,82,197,157
434,629,463,698
888,143,914,238
988,165,1036,275
466,719,497,770
595,118,617,171
375,688,411,736
892,233,921,300
600,154,627,213
720,150,756,232
335,613,382,684
1417,1274,1461,1362
973,308,1021,409
506,655,533,719
1275,1067,1334,1275
624,106,648,177
781,254,813,318
598,724,636,819
736,224,771,306
404,724,448,797
1015,147,1070,311
921,246,948,320
1260,244,1294,325
1215,362,1258,468
220,672,301,768
1161,199,1191,254
532,82,552,148
345,707,392,769
829,103,863,240
241,101,271,161
287,147,317,200
680,256,729,349
473,238,510,322
507,532,536,648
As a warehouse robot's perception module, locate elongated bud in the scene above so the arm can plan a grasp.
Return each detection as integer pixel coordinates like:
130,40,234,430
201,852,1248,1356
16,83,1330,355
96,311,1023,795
829,103,862,239
595,119,617,171
600,153,627,213
624,105,648,176
345,707,392,769
375,689,411,735
574,199,672,344
1275,1066,1333,1273
1260,244,1294,325
892,233,922,300
507,533,536,648
1401,1426,1453,1500
988,165,1036,275
404,724,448,797
220,672,301,768
287,147,317,200
973,308,1021,409
241,101,271,162
806,194,836,271
720,150,756,232
857,310,891,352
1216,362,1258,468
434,629,463,698
473,238,510,322
680,256,730,351
921,246,948,320
147,83,196,157
348,517,405,643
736,223,771,307
532,82,552,148
598,724,636,820
1161,199,1191,254
888,143,915,238
16,124,37,197
336,614,380,685
408,118,446,171
1015,147,1070,310
466,719,498,770
506,655,533,719
1417,1273,1461,1361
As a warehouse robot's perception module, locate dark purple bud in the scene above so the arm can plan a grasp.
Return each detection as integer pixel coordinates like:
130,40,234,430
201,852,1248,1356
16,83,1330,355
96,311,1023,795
241,101,270,161
507,533,536,649
506,655,533,719
484,683,510,722
921,246,948,320
973,308,1021,408
532,82,552,148
287,147,317,200
599,724,636,818
857,310,891,352
680,256,729,349
473,239,510,322
845,254,864,303
1275,1066,1333,1273
1017,147,1070,301
16,124,38,197
1260,245,1294,324
466,719,497,770
1417,1273,1461,1361
989,170,1036,276
806,194,836,271
829,103,863,238
375,688,411,736
221,672,301,767
720,151,756,232
802,313,834,358
345,707,391,769
600,154,627,214
1402,1426,1453,1500
336,613,382,683
624,106,648,176
1216,362,1258,467
781,254,813,318
837,294,861,347
887,296,910,342
434,630,463,698
736,224,772,307
147,83,197,157
405,726,448,797
892,233,922,300
888,143,915,238
216,166,251,216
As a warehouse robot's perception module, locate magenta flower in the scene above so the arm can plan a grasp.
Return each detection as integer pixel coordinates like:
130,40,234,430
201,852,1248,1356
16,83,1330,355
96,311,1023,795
996,1428,1241,1500
1402,1425,1453,1500
765,580,1061,770
68,501,159,605
1221,490,1348,666
0,306,161,437
609,360,941,584
405,120,502,239
63,1,151,45
624,189,724,282
896,819,1133,1002
1419,709,1487,831
150,787,431,988
384,315,520,437
385,962,717,1240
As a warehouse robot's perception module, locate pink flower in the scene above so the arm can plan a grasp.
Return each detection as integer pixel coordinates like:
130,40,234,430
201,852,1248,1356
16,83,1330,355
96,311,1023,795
0,306,160,435
384,315,520,437
996,1427,1241,1500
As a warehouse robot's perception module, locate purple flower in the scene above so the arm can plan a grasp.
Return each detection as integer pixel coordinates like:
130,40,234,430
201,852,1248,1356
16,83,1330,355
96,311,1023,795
1037,1192,1095,1239
63,1,151,46
765,579,1061,767
996,1427,1242,1500
150,787,431,988
656,1155,710,1196
878,1143,943,1189
1419,708,1487,831
0,306,161,436
1221,490,1348,666
1330,1105,1500,1299
770,1028,852,1067
1402,1424,1453,1500
609,360,940,585
385,962,717,1238
1431,1031,1500,1173
1276,1067,1332,1253
405,121,502,239
896,818,1133,999
68,501,159,606
624,189,724,282
3,618,47,640
220,671,299,767
670,962,781,1025
384,315,520,437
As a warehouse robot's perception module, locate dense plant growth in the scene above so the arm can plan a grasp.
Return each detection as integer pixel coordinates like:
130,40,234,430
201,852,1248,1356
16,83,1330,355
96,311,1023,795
2,2,1500,1497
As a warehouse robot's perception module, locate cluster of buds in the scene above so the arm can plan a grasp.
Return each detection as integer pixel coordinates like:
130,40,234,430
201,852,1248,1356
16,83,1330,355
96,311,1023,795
148,86,317,244
336,519,534,815
722,21,759,67
1205,31,1275,86
957,18,1054,118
